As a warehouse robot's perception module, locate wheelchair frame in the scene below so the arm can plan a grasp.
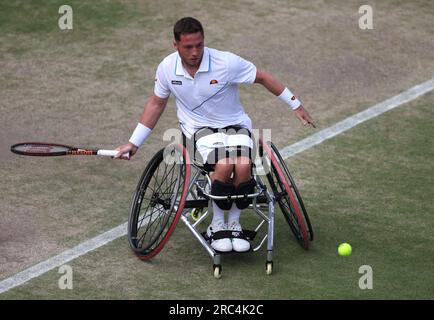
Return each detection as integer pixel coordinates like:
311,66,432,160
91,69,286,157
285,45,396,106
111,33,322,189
127,138,313,278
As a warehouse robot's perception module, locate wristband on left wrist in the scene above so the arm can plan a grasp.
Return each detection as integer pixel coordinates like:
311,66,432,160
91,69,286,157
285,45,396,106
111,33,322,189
278,87,301,110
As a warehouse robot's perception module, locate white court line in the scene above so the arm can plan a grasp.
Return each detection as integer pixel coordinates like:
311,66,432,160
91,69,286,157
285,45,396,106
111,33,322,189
0,223,127,294
1,77,433,294
280,78,434,159
0,213,158,294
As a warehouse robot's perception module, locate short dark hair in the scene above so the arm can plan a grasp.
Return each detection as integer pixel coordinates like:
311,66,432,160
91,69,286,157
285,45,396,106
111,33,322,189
173,17,204,42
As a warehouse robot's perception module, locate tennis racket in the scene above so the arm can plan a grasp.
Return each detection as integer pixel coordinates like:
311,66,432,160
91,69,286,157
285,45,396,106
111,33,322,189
10,142,129,160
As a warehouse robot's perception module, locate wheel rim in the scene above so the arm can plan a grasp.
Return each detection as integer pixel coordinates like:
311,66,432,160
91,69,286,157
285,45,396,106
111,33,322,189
268,166,308,247
270,142,313,241
261,139,311,249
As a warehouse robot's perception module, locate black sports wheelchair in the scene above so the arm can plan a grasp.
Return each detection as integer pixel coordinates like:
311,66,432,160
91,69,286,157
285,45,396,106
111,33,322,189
127,131,313,278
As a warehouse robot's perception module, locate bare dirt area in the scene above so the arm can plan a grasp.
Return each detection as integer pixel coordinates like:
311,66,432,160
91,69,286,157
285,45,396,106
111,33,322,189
1,0,433,282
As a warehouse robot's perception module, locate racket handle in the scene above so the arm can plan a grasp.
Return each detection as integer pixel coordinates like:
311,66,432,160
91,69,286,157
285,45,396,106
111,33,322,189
97,150,130,160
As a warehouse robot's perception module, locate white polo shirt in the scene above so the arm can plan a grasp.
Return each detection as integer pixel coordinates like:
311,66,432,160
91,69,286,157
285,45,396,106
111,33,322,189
154,47,257,138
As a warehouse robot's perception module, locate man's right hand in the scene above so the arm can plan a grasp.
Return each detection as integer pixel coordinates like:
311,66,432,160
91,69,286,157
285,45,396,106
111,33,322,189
115,142,138,159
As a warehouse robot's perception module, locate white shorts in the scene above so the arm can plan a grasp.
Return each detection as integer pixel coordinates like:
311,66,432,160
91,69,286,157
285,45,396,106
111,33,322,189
192,126,256,169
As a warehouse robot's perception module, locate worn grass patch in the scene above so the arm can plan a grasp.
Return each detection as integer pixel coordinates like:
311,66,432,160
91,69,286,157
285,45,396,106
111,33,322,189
0,0,139,34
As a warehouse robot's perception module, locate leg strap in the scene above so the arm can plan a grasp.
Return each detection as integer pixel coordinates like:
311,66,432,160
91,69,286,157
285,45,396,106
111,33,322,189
211,180,235,210
235,178,256,209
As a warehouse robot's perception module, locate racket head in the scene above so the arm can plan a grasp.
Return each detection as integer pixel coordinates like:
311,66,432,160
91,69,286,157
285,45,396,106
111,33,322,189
10,142,73,157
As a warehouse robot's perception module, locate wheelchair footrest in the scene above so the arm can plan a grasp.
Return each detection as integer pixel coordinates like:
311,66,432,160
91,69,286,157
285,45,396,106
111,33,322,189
214,248,254,254
200,230,258,254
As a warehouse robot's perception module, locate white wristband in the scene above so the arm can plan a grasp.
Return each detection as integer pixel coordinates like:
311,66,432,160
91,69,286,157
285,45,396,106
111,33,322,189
278,87,301,110
129,123,152,147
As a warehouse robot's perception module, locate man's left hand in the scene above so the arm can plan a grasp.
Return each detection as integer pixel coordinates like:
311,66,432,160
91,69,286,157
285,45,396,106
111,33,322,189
293,105,316,128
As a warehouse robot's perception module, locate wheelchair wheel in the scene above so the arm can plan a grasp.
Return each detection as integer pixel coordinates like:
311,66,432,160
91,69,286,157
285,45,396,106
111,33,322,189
260,139,313,250
127,144,190,260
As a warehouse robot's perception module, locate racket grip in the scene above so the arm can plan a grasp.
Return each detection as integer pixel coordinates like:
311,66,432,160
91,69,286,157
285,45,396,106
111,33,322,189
97,150,130,160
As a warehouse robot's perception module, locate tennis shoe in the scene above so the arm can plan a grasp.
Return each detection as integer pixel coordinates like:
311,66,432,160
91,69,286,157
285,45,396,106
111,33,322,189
228,221,250,252
207,221,232,252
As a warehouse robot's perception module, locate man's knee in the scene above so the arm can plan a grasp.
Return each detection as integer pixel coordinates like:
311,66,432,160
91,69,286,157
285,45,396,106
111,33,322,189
213,159,234,182
235,162,251,175
234,157,252,181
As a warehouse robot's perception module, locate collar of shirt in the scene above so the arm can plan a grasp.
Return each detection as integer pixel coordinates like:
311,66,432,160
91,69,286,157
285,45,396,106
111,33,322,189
175,47,211,79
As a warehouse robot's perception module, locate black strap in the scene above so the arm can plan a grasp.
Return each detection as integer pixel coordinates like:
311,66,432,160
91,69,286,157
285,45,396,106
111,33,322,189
202,230,257,242
210,230,248,241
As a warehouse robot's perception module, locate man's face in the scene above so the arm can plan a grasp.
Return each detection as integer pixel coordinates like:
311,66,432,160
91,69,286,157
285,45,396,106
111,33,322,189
174,32,204,68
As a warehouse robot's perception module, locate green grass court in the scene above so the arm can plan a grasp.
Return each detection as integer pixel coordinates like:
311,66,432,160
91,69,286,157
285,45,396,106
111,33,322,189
1,0,433,300
2,92,433,299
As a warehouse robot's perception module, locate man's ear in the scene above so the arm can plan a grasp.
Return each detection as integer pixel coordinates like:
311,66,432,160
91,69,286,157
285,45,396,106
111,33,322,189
173,40,178,50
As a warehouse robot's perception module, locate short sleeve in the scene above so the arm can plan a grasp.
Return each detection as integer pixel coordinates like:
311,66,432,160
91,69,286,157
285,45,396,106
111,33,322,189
227,53,257,84
154,62,171,99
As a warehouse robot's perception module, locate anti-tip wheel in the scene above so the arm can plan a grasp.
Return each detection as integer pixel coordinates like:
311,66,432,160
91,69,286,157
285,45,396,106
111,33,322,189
265,261,273,275
213,265,222,279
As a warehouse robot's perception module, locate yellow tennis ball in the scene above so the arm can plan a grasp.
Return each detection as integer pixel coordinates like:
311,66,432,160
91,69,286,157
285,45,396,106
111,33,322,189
338,243,352,256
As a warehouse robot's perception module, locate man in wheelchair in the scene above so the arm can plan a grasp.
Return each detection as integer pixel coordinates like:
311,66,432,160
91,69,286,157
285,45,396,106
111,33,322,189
190,125,257,252
116,17,315,253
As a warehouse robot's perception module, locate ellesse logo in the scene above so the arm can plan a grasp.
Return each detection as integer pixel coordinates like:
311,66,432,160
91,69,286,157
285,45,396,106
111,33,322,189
210,79,218,85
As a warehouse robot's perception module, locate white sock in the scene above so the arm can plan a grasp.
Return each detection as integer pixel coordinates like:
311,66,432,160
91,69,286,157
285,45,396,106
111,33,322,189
228,203,241,225
212,201,225,224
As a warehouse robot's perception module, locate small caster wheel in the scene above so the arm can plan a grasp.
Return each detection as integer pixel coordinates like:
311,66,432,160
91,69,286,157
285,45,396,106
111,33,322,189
213,264,222,279
265,261,273,275
191,208,203,221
